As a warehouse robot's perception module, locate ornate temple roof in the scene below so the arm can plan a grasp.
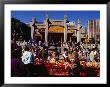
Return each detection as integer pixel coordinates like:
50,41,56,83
48,26,75,33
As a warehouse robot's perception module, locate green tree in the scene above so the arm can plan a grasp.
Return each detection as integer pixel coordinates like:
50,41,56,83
11,17,31,41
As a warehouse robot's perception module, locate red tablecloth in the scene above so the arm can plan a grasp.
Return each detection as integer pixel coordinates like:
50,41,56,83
44,63,70,76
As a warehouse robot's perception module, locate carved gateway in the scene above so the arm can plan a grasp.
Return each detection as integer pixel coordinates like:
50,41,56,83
29,15,82,45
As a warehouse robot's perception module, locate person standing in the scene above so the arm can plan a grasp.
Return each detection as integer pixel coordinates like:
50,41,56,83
21,46,35,76
11,46,25,77
89,49,95,62
41,46,48,60
62,48,69,62
38,40,41,46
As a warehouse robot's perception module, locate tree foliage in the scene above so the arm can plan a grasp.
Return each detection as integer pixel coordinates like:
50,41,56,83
11,17,31,41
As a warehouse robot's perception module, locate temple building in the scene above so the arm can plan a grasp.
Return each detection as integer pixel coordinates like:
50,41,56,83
28,15,87,46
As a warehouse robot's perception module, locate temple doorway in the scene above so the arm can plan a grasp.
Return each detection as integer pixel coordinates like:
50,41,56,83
48,33,64,46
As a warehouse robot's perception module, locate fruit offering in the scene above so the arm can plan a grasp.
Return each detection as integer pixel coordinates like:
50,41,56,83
49,58,56,64
80,61,86,67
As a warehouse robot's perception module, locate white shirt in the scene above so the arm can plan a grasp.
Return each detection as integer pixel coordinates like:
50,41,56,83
94,51,97,56
39,41,41,45
89,51,94,62
62,53,68,59
22,51,34,64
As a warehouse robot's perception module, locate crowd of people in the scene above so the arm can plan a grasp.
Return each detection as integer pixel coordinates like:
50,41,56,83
11,40,100,77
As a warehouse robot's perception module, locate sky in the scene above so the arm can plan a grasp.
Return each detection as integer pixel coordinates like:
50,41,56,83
11,11,100,27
